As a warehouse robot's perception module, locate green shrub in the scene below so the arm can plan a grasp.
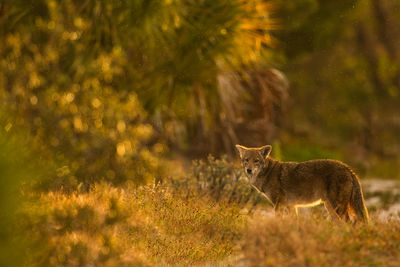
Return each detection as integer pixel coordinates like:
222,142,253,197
170,156,267,208
1,0,168,188
1,0,277,168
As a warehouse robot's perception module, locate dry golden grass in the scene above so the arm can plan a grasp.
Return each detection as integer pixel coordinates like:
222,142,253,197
240,213,400,267
17,156,400,266
21,182,245,266
18,180,400,266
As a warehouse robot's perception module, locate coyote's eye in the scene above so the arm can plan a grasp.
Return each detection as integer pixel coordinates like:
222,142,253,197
244,158,249,163
254,159,259,164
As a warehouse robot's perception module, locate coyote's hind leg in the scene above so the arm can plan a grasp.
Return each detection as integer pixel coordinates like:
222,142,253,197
324,201,341,222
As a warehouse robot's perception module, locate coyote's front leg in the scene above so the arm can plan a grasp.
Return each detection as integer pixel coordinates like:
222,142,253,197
273,201,280,215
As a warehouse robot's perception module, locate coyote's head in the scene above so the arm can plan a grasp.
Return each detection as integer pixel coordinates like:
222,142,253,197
235,144,272,184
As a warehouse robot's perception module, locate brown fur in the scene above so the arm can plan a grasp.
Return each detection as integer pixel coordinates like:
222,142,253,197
236,144,369,223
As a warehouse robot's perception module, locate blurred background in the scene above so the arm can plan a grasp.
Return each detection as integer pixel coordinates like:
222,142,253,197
1,0,400,265
2,0,400,185
1,0,399,186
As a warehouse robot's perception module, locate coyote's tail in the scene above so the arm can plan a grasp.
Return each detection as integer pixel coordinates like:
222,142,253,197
350,172,369,223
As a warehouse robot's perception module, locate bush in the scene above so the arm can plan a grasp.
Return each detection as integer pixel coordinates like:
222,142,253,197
0,0,278,166
170,156,267,208
1,0,168,188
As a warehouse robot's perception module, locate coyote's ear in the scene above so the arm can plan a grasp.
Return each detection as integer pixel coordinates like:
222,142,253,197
235,144,247,158
259,145,272,158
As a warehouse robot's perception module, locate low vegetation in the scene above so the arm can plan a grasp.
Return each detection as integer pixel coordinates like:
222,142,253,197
18,182,400,266
20,182,246,266
241,214,400,267
10,157,398,266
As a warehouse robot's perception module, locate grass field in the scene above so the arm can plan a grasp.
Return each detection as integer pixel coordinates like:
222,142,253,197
17,174,400,266
241,212,400,267
21,182,245,266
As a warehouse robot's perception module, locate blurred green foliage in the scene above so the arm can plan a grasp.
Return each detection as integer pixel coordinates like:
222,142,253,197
0,123,41,266
0,0,281,186
276,0,358,57
1,0,174,188
1,0,399,189
273,0,400,177
0,135,21,266
280,141,342,163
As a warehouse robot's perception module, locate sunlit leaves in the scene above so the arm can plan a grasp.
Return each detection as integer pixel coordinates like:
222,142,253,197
0,0,168,188
0,0,280,186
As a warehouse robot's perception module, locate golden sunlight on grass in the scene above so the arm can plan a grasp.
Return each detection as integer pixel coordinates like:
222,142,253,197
21,182,245,266
240,214,400,267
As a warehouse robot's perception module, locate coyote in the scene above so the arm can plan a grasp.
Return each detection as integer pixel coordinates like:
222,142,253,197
236,144,369,223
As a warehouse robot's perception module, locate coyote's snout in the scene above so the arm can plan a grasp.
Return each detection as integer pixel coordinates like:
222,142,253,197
236,144,369,223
